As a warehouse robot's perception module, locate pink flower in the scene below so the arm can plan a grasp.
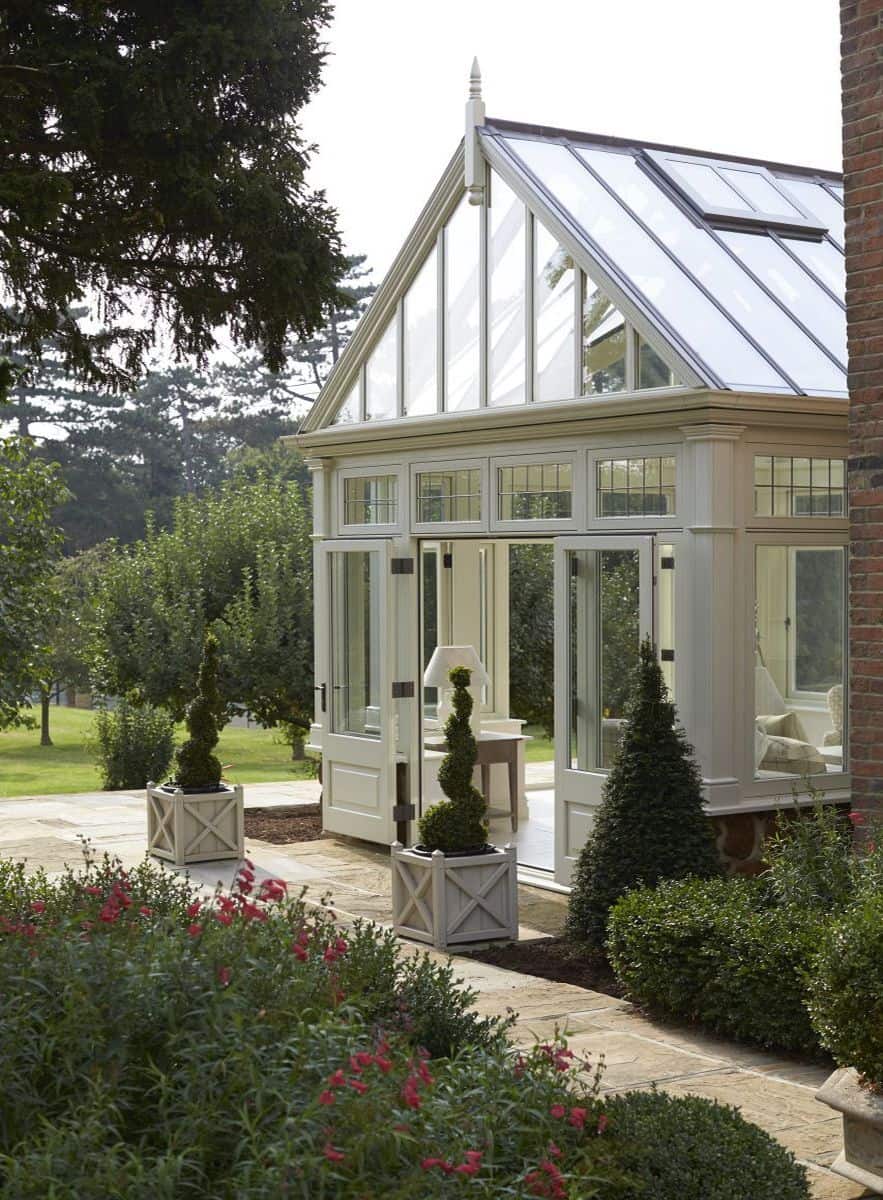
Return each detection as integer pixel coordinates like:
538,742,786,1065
347,1078,368,1095
186,901,201,918
218,966,231,987
421,1157,453,1173
84,885,102,897
568,1106,587,1129
323,1142,345,1163
548,1142,562,1158
188,923,202,937
454,1150,483,1176
334,936,348,956
374,1055,393,1074
402,1076,422,1109
550,1104,566,1120
292,943,309,962
238,867,255,883
139,905,153,917
318,1090,335,1106
244,858,255,870
849,811,867,826
597,1113,609,1135
215,911,233,926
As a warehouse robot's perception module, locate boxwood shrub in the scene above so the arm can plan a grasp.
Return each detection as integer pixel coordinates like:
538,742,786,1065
604,1090,809,1199
607,876,824,1052
808,892,883,1088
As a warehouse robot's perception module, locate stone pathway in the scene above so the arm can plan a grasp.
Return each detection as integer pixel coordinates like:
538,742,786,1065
0,783,874,1198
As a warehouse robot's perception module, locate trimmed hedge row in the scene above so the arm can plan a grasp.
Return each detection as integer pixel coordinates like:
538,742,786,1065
607,876,825,1053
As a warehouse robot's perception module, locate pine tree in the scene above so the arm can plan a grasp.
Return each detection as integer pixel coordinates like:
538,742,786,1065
418,667,489,853
174,634,223,790
566,637,721,947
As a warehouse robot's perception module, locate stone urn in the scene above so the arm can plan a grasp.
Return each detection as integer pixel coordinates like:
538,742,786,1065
147,781,244,868
391,842,518,950
816,1067,883,1192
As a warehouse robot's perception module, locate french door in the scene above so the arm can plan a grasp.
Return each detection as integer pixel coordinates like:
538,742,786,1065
318,540,396,843
553,536,654,885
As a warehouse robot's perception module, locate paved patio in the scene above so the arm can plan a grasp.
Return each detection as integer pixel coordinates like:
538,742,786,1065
0,782,875,1199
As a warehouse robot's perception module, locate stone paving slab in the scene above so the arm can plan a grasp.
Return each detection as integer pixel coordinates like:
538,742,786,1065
0,786,877,1198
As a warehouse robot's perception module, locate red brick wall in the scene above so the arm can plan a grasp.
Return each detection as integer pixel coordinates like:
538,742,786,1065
842,0,883,813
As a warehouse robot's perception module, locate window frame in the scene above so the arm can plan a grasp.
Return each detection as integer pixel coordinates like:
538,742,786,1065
588,445,682,528
337,464,406,536
411,456,489,535
490,449,581,533
746,442,848,533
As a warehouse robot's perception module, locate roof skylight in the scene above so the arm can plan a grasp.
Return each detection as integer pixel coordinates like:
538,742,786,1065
643,149,828,237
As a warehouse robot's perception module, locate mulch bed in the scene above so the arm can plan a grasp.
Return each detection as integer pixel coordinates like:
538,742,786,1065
244,805,324,844
466,937,626,998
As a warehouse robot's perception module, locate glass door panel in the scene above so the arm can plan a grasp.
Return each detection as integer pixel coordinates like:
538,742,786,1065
331,549,382,737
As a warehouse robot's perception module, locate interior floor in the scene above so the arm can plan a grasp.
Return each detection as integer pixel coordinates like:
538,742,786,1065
489,787,554,873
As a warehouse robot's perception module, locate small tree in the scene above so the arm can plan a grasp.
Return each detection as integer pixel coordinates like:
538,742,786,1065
174,634,223,790
567,637,721,948
418,667,488,853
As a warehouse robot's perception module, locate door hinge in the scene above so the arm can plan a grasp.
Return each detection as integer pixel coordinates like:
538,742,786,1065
391,557,414,575
660,649,675,662
443,552,453,568
392,681,415,699
660,556,675,570
392,803,416,822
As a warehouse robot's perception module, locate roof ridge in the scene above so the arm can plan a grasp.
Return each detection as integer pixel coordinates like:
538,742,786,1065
483,117,842,182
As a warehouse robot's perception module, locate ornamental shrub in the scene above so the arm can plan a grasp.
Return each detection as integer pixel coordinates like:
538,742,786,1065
604,1090,809,1200
808,893,883,1088
174,631,223,788
88,699,175,789
567,638,721,948
607,876,823,1053
763,796,854,911
418,665,489,853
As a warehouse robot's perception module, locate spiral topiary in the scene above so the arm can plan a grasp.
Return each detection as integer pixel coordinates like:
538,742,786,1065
418,666,488,853
174,633,223,789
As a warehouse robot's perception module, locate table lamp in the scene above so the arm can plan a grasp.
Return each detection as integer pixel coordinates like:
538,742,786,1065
423,645,490,729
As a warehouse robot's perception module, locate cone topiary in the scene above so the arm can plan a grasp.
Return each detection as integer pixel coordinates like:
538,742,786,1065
174,632,223,789
418,666,489,853
566,636,721,948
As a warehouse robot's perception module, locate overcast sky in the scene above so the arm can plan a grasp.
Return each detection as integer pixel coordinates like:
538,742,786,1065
301,0,842,281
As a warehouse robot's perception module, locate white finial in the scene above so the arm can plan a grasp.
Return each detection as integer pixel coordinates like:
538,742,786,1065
465,57,486,206
469,57,482,102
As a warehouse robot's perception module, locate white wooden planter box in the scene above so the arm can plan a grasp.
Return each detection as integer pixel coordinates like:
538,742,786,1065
391,842,518,950
816,1068,883,1192
147,782,244,867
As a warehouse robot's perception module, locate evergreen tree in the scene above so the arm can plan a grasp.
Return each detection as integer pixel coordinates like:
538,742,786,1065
418,668,489,853
174,634,223,790
566,638,721,948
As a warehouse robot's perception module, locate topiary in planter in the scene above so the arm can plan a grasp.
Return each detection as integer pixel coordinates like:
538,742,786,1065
174,632,223,789
418,666,488,853
566,637,721,948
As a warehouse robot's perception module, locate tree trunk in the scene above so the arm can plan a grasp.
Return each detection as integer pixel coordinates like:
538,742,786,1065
40,688,53,746
290,734,305,761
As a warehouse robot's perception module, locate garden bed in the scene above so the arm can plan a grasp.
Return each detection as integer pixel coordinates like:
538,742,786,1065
467,936,626,998
243,803,323,844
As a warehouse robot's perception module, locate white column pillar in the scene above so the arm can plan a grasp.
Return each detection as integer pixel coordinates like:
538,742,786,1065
306,457,331,744
681,424,746,809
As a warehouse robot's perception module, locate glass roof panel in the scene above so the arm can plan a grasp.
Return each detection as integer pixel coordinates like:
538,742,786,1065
576,146,846,393
720,230,846,365
504,136,789,391
718,166,803,219
673,160,748,209
783,236,845,299
779,179,844,246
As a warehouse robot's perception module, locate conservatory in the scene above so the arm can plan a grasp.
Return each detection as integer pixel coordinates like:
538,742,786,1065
295,69,848,886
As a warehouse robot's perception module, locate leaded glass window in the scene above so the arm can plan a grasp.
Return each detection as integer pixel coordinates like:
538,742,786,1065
753,456,846,517
343,475,398,525
597,456,676,517
498,463,572,520
417,469,481,523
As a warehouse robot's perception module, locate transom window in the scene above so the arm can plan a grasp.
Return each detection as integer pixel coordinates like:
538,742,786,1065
754,456,846,517
417,469,481,523
343,475,398,525
498,463,572,520
597,456,676,517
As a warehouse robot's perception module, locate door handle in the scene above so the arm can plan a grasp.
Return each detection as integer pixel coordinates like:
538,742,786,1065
314,683,327,712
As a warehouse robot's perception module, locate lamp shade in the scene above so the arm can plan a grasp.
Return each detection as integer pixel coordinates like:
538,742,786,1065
423,645,490,689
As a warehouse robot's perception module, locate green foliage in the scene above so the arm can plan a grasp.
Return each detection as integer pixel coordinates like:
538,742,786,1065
87,700,175,791
567,638,721,947
418,666,489,853
91,471,313,725
174,634,222,789
0,1,343,387
508,544,555,736
764,797,855,911
0,852,633,1198
607,876,824,1053
604,1090,809,1200
808,893,883,1088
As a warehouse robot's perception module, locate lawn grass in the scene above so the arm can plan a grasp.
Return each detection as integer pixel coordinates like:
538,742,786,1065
0,707,316,798
523,724,554,762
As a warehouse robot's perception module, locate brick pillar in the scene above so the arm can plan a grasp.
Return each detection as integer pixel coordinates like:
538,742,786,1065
842,0,883,815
